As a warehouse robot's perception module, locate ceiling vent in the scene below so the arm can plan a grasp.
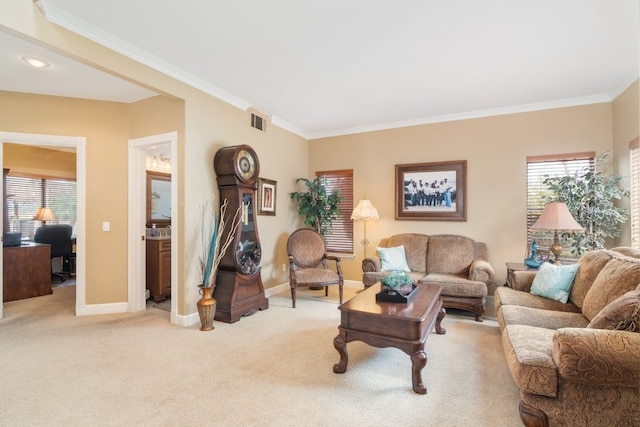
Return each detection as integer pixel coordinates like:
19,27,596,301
251,113,266,131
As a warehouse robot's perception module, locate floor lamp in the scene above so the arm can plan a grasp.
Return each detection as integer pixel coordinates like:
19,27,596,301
530,202,584,264
351,199,379,259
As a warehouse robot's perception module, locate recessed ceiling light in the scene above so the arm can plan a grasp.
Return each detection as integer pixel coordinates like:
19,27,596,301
22,56,50,68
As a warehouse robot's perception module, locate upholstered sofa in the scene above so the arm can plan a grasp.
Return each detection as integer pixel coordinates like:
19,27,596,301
362,233,495,321
494,247,640,427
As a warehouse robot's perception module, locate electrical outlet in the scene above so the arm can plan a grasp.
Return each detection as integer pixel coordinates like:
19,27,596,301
282,263,286,272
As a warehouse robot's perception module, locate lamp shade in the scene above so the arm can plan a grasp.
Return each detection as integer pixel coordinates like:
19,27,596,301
33,207,56,222
530,202,584,232
351,199,379,221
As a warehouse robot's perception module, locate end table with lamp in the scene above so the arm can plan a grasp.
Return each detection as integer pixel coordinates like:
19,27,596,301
529,201,584,265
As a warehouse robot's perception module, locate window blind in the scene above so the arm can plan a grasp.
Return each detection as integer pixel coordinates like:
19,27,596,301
316,170,354,254
6,174,77,238
526,152,594,256
630,138,640,249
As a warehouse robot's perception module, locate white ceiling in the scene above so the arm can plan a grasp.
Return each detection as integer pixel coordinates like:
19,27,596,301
4,1,639,139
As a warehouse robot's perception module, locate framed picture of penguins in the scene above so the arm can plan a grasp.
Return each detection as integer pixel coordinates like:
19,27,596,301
395,160,467,221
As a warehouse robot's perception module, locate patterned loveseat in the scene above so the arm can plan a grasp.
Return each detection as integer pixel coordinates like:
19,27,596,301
362,233,495,321
494,247,640,426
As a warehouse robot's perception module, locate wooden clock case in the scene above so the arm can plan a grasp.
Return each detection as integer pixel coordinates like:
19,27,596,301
213,144,269,323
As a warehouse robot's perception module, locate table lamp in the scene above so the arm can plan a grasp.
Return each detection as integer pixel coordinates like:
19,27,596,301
351,199,379,258
33,207,56,224
530,202,584,264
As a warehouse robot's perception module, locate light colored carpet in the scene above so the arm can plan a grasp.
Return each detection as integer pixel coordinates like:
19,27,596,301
0,285,520,426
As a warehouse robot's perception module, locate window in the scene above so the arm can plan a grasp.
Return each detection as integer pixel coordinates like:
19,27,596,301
630,138,640,249
315,170,353,253
5,174,77,238
526,152,594,255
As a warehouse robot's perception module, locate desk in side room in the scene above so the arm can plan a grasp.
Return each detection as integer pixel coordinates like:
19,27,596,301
3,242,52,302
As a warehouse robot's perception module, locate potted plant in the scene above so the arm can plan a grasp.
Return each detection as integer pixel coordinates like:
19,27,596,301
542,150,629,256
197,197,241,331
290,177,343,236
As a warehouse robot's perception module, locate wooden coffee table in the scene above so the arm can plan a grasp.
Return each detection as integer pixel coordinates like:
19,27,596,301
333,283,446,394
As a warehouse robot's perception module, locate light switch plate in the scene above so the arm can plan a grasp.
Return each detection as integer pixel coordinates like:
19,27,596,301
102,221,110,232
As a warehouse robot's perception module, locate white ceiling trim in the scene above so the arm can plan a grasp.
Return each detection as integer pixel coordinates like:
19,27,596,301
35,0,252,111
308,94,612,140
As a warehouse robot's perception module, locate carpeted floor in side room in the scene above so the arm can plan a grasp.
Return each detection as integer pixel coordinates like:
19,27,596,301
0,285,520,427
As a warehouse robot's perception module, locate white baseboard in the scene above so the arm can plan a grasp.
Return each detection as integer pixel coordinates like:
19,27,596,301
75,280,364,325
75,302,128,316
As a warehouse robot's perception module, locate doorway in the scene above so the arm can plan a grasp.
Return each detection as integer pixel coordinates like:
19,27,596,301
128,132,178,324
0,131,86,320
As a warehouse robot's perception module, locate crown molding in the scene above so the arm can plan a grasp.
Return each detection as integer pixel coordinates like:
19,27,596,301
308,94,612,140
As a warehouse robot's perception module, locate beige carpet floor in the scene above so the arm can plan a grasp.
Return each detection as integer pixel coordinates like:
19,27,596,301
0,285,521,426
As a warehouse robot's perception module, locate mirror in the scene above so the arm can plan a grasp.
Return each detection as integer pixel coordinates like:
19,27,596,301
147,171,171,226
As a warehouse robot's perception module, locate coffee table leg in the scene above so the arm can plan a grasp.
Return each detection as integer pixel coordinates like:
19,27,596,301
435,306,447,335
411,350,427,394
333,334,348,373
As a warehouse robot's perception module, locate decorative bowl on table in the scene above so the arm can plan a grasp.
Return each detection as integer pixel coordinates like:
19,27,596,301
376,272,418,303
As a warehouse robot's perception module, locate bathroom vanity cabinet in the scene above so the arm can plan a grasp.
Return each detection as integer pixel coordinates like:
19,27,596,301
146,238,171,302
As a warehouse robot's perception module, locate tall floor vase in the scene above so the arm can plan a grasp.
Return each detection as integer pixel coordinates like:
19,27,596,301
197,285,216,331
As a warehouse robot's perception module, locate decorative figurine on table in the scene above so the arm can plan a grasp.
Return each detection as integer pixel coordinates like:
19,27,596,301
524,240,545,268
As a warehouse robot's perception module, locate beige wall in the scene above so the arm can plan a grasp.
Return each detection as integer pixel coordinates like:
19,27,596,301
0,91,131,304
310,103,617,288
4,144,76,179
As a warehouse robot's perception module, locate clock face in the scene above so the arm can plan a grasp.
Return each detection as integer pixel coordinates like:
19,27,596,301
236,148,257,182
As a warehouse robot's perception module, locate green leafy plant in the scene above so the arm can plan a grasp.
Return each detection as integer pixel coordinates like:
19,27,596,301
290,177,343,236
542,151,629,256
380,272,414,289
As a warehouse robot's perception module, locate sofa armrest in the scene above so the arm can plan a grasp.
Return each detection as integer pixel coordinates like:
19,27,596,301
362,256,381,272
469,259,495,284
553,328,640,388
511,270,537,292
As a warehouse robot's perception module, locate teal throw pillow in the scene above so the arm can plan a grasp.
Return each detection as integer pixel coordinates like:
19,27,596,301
530,262,580,303
377,245,411,272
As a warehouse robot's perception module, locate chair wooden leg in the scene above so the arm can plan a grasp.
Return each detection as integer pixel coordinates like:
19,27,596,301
338,285,343,304
291,286,296,308
325,286,328,296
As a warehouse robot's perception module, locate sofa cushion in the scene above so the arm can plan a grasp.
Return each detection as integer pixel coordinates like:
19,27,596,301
494,286,582,315
569,249,618,309
502,325,558,397
387,234,428,273
377,246,411,272
582,255,640,321
530,263,580,303
499,305,589,330
587,289,640,331
426,234,474,275
418,273,487,298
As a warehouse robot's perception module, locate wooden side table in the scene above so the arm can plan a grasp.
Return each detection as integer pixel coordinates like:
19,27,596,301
504,262,538,288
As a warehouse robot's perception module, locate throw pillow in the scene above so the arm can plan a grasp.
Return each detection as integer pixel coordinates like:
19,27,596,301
377,245,411,272
587,289,640,332
530,262,580,303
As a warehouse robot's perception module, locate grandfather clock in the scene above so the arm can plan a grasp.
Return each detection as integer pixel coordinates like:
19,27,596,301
213,144,269,323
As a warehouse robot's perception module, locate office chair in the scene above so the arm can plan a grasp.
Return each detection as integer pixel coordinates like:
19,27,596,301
34,224,73,282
